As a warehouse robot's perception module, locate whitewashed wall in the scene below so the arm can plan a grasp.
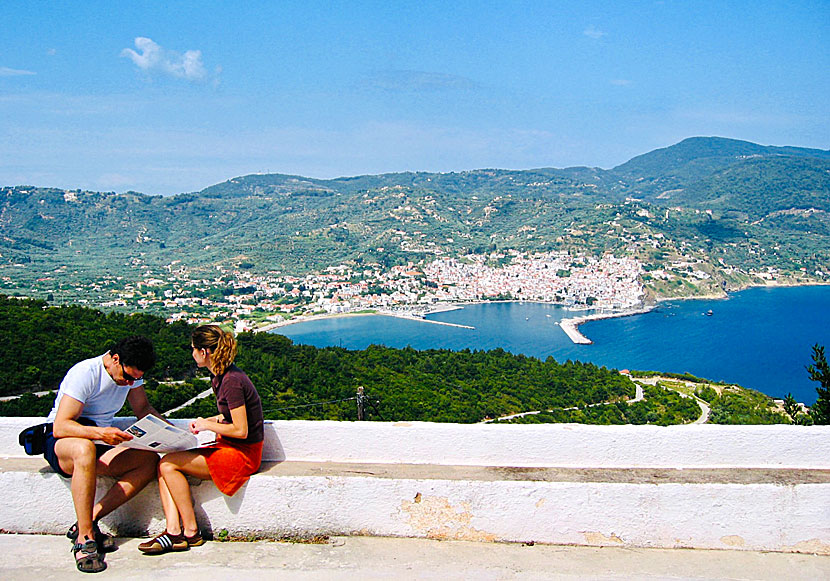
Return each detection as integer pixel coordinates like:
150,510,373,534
1,418,828,553
3,417,827,469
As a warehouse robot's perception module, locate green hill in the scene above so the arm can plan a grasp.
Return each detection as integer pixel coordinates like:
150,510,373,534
1,137,828,302
608,137,830,202
668,156,830,217
613,136,829,179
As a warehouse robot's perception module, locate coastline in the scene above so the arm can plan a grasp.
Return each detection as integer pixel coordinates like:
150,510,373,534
654,279,830,303
256,280,830,338
256,300,656,342
256,311,379,333
654,292,727,303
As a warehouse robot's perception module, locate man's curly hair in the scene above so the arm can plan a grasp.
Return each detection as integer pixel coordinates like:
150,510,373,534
109,336,156,372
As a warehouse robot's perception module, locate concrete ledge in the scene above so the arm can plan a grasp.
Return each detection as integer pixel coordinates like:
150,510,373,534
1,418,829,554
5,456,829,484
2,457,829,554
2,418,830,468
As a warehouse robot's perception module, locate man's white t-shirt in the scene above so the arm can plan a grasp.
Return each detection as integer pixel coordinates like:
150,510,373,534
47,354,144,427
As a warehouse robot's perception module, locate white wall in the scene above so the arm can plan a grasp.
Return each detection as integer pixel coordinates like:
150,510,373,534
3,417,828,469
2,418,829,554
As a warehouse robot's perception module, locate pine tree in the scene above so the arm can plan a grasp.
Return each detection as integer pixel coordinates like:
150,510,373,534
807,344,830,425
783,393,798,420
783,392,811,425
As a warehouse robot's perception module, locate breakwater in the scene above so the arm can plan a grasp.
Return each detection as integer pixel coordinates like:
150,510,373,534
559,307,655,345
381,311,474,329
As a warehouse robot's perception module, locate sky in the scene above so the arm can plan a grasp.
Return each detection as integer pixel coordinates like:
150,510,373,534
1,1,828,196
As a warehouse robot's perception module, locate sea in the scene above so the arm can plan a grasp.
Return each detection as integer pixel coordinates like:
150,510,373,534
275,285,830,405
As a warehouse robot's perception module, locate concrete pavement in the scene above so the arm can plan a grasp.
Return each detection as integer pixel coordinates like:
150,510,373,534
1,534,828,580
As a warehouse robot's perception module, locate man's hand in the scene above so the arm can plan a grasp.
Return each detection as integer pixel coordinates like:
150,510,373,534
97,427,134,445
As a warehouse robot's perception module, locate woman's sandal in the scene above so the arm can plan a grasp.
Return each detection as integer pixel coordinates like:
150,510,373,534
67,521,117,552
73,539,106,573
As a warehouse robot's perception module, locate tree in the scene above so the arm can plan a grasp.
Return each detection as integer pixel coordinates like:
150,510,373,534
783,392,811,426
807,344,830,425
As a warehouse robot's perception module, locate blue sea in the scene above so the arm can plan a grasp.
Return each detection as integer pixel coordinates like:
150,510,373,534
276,285,830,405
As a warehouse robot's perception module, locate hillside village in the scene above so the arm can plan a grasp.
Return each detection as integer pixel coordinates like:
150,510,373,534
85,251,644,332
1,137,827,331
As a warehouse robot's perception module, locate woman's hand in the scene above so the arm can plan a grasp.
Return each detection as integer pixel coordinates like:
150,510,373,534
189,417,209,434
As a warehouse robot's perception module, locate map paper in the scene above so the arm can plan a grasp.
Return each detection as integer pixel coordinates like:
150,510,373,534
118,415,215,452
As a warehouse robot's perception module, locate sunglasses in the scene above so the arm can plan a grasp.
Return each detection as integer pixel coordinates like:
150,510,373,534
120,362,138,382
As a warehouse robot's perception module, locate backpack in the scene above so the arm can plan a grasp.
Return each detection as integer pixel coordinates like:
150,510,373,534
18,422,51,455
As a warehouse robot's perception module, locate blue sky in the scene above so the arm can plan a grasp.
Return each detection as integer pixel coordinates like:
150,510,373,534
1,1,827,195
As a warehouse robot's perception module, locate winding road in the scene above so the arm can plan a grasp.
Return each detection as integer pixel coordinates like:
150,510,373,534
483,376,711,424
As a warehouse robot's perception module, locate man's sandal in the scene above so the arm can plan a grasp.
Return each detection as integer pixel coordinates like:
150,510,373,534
67,521,117,553
72,539,106,573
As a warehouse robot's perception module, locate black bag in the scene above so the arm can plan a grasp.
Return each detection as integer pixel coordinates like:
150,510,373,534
18,422,51,455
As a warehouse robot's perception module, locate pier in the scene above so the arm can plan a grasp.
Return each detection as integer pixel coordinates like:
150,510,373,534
559,307,654,345
382,312,475,329
558,319,592,344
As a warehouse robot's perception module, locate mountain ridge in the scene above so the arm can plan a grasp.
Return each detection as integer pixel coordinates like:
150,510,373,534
1,136,828,304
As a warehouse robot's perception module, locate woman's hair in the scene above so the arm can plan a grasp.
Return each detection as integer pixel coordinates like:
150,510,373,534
192,325,237,375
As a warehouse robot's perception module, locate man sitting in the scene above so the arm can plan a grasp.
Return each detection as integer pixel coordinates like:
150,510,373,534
45,336,164,573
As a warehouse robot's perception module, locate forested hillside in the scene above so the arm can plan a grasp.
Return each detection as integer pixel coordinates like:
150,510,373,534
0,296,799,425
1,137,828,304
0,295,634,423
0,295,193,393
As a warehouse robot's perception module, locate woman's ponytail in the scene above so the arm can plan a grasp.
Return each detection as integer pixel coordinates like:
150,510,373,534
192,325,238,375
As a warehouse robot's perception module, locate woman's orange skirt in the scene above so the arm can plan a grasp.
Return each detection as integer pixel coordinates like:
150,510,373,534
203,437,264,496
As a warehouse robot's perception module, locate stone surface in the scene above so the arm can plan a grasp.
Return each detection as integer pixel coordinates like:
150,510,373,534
1,534,829,580
3,417,830,468
2,418,829,554
1,457,829,554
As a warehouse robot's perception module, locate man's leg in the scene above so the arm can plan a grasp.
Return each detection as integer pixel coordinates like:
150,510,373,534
53,437,100,543
93,447,160,521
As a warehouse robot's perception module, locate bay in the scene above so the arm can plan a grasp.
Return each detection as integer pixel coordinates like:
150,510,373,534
276,285,830,405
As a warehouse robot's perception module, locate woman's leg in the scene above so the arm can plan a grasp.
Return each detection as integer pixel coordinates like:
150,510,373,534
157,466,183,535
158,451,212,537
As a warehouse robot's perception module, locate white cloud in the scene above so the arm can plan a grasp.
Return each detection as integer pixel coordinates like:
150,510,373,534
0,66,36,77
120,37,208,82
583,26,606,39
364,70,478,92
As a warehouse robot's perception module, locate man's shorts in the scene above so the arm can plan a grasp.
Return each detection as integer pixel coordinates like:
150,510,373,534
43,418,114,478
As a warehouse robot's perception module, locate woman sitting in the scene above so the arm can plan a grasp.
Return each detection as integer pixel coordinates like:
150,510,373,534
139,325,264,554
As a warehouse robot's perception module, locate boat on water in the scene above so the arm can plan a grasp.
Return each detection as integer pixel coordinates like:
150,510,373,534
704,309,713,316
